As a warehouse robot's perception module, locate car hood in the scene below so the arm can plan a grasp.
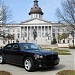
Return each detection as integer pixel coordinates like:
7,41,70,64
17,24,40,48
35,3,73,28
24,49,57,56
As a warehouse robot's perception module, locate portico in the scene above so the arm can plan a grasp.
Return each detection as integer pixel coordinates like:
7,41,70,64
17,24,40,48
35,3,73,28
20,23,53,45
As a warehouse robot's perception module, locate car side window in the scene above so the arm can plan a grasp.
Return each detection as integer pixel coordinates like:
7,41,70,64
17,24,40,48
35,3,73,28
4,44,12,50
12,44,20,51
23,44,29,49
31,44,38,49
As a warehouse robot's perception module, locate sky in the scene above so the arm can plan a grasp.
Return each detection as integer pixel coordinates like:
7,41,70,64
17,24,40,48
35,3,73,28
1,0,62,23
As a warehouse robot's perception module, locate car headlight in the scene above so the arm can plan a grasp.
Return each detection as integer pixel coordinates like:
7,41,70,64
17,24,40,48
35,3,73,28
34,54,43,59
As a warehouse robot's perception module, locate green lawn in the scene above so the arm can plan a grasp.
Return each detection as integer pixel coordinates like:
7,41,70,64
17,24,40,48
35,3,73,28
44,48,71,55
0,71,12,75
56,70,75,75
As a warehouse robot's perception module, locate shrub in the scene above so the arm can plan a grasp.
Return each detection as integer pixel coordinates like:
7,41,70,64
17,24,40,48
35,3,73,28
16,39,19,43
51,38,57,44
69,46,75,49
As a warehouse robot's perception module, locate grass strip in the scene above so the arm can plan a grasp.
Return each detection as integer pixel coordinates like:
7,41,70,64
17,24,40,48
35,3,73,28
43,48,71,55
56,70,75,75
0,71,12,75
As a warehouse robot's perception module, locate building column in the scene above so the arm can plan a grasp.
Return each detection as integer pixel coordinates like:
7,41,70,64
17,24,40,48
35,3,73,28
37,26,38,36
41,26,42,37
27,26,28,38
44,26,45,37
51,25,52,39
48,26,49,34
30,26,32,39
20,26,22,39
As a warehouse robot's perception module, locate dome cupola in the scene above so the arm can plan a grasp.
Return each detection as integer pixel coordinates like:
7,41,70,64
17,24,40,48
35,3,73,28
29,0,44,19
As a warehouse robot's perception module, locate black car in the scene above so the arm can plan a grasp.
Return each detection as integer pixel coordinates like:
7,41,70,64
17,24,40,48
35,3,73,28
0,43,60,71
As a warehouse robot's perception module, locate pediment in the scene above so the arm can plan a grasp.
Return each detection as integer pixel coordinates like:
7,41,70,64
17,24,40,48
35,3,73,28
20,18,51,25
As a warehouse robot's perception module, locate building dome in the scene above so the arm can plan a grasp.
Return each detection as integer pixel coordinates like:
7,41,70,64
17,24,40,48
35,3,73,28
29,0,43,15
29,5,43,15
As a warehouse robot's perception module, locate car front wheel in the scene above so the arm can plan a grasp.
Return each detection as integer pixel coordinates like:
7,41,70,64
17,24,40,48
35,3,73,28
24,57,35,72
0,55,3,64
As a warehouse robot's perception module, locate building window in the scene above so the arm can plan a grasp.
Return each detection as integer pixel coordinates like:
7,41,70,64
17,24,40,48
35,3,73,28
8,41,10,44
72,40,74,43
63,40,65,43
18,34,20,38
68,40,69,43
3,40,5,44
58,40,60,43
58,29,60,32
63,29,64,32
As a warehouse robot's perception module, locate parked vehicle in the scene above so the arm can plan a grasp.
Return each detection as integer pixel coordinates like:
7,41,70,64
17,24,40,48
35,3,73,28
0,43,60,71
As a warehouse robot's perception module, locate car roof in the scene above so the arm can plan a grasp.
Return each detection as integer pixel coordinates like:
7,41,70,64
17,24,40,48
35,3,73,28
9,43,35,45
18,43,34,44
5,43,36,47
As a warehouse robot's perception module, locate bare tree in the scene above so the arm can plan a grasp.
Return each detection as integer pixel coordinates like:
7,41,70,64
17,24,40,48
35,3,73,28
0,0,12,24
56,0,75,30
56,0,75,47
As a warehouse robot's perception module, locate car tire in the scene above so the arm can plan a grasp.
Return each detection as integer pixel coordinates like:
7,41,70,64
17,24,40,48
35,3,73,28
24,57,35,72
0,55,3,64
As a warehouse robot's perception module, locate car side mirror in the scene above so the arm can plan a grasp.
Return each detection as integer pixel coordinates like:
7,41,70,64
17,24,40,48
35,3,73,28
0,47,3,49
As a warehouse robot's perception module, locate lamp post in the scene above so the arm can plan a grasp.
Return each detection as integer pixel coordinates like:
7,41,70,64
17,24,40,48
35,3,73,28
71,30,75,47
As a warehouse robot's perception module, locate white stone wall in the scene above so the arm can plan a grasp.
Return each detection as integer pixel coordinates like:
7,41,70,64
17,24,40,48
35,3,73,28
0,20,75,47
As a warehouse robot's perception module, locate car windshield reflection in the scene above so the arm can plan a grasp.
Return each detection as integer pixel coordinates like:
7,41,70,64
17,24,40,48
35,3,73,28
19,43,40,50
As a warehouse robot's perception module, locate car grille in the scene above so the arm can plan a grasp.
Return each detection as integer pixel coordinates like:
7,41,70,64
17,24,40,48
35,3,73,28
45,55,58,60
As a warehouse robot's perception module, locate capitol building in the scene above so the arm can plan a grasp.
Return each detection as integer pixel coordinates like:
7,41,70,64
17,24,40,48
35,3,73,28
0,0,75,47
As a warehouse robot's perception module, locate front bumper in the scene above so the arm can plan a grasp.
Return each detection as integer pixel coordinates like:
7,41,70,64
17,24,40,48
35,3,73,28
35,58,60,67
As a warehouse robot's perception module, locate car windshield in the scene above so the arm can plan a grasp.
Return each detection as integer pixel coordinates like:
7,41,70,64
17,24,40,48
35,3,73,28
20,43,40,50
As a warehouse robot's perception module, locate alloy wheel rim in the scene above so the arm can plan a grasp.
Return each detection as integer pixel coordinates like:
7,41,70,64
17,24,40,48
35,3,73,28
0,56,2,63
25,59,31,70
